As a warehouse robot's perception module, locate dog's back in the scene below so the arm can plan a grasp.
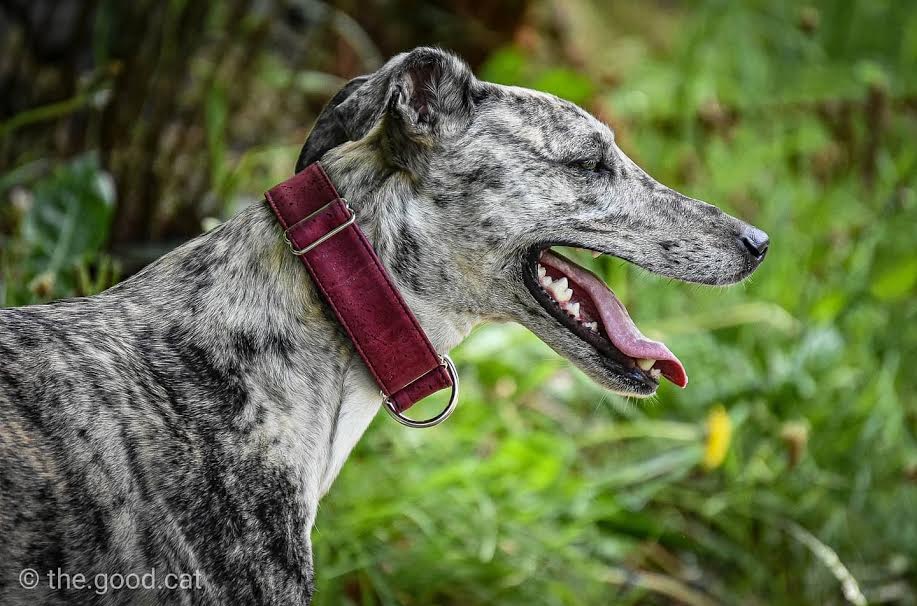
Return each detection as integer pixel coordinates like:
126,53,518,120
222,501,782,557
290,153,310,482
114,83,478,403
1,301,120,604
0,228,319,605
0,298,185,605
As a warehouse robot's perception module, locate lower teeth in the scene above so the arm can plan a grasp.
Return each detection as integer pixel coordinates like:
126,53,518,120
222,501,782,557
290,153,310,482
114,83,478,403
636,358,656,371
537,264,599,334
537,263,664,380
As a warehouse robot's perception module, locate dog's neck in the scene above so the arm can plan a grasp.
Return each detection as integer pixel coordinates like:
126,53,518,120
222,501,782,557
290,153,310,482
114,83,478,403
121,155,475,509
320,143,481,352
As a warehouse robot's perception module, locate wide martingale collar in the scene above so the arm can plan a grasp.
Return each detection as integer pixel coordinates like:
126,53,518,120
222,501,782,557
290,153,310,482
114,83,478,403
264,162,458,428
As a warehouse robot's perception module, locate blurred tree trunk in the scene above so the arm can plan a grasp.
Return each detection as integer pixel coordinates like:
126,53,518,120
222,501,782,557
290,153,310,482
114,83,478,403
98,0,211,248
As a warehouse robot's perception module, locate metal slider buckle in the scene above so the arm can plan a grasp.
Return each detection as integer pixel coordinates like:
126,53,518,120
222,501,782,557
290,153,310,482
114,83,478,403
283,199,356,256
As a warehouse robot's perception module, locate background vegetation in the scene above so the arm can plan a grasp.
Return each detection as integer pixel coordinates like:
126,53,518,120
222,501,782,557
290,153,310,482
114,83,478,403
2,1,915,604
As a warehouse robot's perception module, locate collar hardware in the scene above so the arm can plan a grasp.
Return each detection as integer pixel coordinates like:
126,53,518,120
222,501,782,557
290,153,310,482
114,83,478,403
283,199,356,256
383,355,459,428
265,162,458,427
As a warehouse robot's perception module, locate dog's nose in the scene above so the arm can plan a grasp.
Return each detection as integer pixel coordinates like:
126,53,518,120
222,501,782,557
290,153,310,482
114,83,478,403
739,226,769,261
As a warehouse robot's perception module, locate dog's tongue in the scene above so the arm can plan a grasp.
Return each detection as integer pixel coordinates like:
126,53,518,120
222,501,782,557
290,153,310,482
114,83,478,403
540,251,687,388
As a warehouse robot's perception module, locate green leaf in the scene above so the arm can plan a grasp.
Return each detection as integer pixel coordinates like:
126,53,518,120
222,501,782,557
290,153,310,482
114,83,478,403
870,258,917,301
479,47,527,86
21,155,115,275
532,69,594,105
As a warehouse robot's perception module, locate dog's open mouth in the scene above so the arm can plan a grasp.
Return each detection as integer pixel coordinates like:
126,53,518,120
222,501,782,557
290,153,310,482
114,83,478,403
523,247,688,391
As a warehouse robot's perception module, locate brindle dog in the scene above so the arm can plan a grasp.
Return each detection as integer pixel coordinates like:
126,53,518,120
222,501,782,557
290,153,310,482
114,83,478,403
0,47,767,605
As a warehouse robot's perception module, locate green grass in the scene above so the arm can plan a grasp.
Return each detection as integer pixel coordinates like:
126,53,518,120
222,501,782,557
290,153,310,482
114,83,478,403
2,1,915,604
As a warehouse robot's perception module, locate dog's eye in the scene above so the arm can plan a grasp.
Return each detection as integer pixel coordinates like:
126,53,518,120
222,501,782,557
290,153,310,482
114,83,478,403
573,159,603,172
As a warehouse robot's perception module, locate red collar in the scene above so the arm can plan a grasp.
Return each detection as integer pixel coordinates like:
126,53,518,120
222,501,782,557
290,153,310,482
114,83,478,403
264,162,457,428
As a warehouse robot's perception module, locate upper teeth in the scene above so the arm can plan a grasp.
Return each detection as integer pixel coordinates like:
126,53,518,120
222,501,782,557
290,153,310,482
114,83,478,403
537,263,594,330
636,358,656,371
549,277,573,302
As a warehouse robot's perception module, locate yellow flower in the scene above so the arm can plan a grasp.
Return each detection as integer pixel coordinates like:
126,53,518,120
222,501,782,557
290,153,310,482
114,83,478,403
703,405,732,470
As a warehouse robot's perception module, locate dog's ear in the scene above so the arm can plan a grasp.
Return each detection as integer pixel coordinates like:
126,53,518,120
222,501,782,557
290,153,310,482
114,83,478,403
295,75,370,173
383,47,475,140
296,48,475,172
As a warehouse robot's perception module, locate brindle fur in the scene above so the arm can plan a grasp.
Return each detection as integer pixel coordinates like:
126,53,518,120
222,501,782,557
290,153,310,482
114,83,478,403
0,48,766,605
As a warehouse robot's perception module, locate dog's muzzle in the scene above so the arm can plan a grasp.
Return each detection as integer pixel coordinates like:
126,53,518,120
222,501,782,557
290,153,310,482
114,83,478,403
264,162,458,428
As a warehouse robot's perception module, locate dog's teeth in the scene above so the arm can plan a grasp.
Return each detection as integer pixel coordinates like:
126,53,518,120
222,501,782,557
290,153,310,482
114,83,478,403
649,368,661,379
540,275,553,288
549,278,572,302
537,264,546,279
592,251,602,259
586,321,598,332
636,358,656,371
567,302,580,319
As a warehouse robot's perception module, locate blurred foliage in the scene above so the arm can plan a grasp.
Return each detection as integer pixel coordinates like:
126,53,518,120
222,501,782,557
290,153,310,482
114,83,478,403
2,0,916,604
1,155,119,304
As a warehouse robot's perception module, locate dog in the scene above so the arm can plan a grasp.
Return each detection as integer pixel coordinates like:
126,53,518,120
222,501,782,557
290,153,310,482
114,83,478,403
0,47,768,605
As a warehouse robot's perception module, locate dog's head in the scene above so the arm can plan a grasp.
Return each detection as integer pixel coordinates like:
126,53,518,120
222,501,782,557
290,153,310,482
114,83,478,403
302,47,769,397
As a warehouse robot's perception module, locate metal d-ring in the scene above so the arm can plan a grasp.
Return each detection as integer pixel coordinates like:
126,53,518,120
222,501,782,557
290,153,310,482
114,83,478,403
383,355,459,429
